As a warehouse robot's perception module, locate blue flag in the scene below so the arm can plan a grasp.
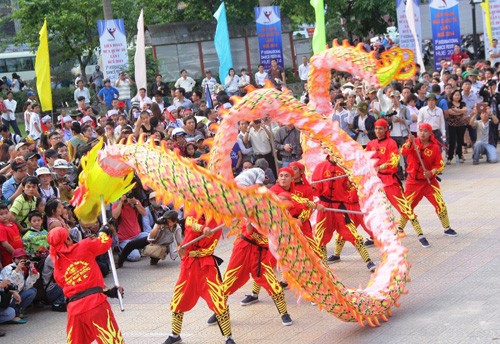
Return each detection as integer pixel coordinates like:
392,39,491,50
213,2,233,83
205,85,213,109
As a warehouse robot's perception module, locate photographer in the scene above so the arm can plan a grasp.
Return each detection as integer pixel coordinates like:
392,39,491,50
111,192,147,263
0,248,39,322
0,278,17,330
386,91,412,147
469,103,499,165
116,210,182,268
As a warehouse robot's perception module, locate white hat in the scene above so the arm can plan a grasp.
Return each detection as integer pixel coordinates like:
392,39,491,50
172,128,186,137
35,167,52,176
343,82,355,89
149,192,156,199
41,115,52,124
106,109,118,118
15,142,26,150
53,159,70,169
81,116,92,123
166,105,177,113
62,116,72,123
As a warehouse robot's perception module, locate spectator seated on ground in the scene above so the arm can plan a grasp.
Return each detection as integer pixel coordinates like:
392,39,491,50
469,104,499,165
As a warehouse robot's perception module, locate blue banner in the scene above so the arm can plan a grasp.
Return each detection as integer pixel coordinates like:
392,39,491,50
429,0,461,70
254,6,284,70
214,2,233,84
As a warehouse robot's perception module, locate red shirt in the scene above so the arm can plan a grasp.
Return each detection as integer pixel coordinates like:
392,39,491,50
0,222,23,267
402,138,444,180
312,158,356,203
450,52,469,64
366,137,400,186
53,234,111,314
113,202,141,242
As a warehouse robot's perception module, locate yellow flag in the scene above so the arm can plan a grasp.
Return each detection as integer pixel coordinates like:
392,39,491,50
480,0,492,45
35,19,53,112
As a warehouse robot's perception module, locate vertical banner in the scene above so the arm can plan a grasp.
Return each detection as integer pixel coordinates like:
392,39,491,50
482,0,500,60
97,18,129,83
396,0,423,63
310,0,326,54
134,9,147,92
35,19,53,112
254,6,284,70
429,0,461,70
214,2,233,83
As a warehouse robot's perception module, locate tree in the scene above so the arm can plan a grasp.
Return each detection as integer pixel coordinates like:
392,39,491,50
10,0,138,83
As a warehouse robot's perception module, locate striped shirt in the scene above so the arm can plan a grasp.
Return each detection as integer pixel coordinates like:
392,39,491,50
116,79,132,100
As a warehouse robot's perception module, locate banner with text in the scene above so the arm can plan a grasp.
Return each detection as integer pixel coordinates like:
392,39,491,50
97,18,129,83
255,6,284,69
396,0,422,61
483,0,500,63
429,0,461,70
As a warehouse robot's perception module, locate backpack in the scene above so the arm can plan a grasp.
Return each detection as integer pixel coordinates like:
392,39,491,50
19,79,26,89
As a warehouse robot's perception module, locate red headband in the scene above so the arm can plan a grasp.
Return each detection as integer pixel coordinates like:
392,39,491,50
289,161,305,171
278,167,294,176
374,119,388,128
419,123,433,132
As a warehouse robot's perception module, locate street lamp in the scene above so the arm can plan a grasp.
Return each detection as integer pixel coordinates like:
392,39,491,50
470,0,484,59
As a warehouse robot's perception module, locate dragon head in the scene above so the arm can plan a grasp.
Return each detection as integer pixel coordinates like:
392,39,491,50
71,139,135,224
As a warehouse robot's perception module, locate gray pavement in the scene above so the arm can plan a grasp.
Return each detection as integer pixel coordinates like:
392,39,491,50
2,153,500,344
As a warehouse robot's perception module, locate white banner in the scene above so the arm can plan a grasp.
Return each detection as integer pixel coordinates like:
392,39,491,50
483,0,500,63
396,0,422,62
97,18,129,83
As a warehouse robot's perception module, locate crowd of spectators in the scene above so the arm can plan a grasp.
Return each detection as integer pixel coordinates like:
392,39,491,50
0,42,499,336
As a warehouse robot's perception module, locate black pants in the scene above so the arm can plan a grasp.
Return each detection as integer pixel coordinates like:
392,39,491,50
3,119,21,136
447,125,466,160
118,236,149,262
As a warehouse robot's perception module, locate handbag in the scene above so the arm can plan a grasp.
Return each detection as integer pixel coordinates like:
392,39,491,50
143,244,167,260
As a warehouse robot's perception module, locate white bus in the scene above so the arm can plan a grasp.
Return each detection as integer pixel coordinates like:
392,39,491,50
0,51,36,81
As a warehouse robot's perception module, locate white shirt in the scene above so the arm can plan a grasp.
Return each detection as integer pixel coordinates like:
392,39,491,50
201,77,217,95
238,74,250,87
29,112,42,139
248,126,272,155
234,168,265,187
131,95,152,109
115,79,132,100
175,76,196,92
489,45,500,66
356,115,370,146
225,75,240,92
298,63,310,81
417,105,446,137
254,71,268,86
74,87,90,104
3,99,17,121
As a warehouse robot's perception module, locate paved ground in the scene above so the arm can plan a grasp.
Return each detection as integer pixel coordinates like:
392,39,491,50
2,151,500,344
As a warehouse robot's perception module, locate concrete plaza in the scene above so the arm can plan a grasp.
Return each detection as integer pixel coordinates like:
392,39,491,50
3,154,500,344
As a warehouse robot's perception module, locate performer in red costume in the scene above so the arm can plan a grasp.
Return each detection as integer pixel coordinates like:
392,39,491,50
401,123,457,237
289,161,324,256
366,119,429,247
47,226,123,344
163,211,236,344
312,157,376,271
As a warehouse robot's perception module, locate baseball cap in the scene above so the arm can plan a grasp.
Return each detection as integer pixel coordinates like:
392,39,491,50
343,82,355,89
27,91,35,97
24,152,41,161
15,142,27,151
172,128,187,137
35,167,52,176
356,102,369,114
194,135,204,142
391,90,401,99
11,159,26,171
81,115,93,123
53,159,70,169
149,192,156,199
12,248,30,259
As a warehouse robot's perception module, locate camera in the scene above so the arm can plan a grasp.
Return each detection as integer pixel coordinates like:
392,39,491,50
340,102,346,107
386,110,398,117
21,259,31,266
6,283,18,291
156,216,169,225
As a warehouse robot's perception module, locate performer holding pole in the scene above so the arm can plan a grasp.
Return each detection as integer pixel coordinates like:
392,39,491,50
366,119,430,247
163,211,236,344
47,225,124,344
400,123,457,237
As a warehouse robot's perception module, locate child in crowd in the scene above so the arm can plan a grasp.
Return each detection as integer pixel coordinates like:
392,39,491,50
22,211,48,256
0,203,24,266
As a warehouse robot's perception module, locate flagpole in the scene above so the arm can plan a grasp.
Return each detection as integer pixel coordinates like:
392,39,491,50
100,195,125,311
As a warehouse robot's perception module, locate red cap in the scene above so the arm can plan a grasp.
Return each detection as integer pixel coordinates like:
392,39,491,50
278,167,294,176
374,118,389,128
12,248,29,259
289,161,305,171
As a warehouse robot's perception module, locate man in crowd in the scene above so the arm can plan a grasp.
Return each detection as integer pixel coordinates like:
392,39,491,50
469,103,499,165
